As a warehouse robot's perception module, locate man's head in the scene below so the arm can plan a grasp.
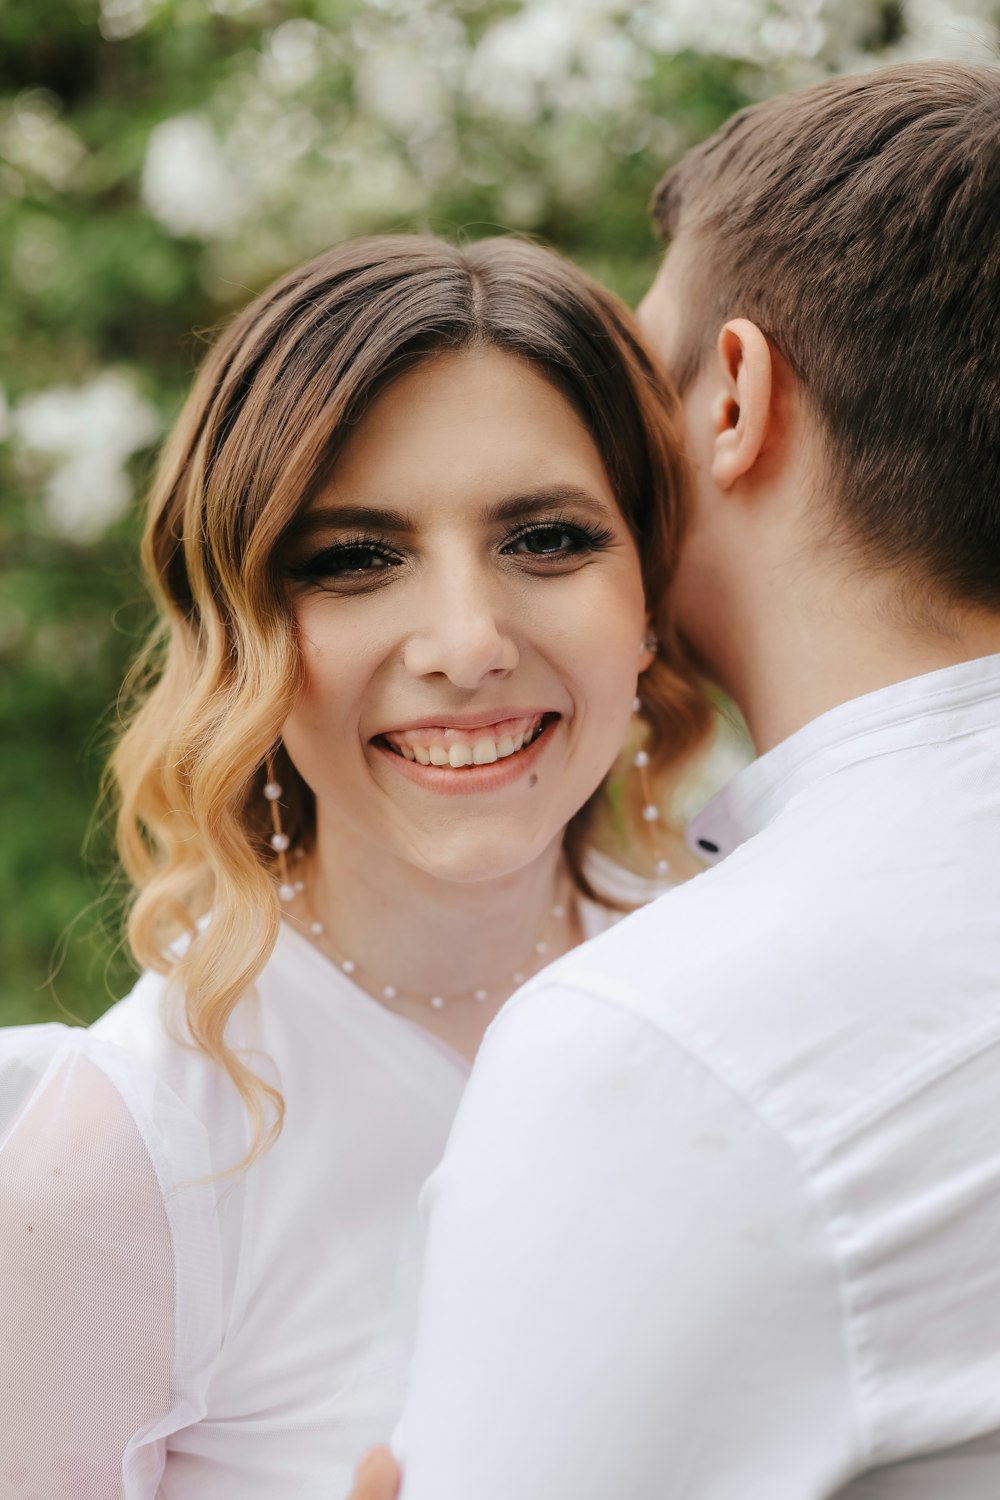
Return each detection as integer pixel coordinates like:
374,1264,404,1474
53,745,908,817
639,63,1000,715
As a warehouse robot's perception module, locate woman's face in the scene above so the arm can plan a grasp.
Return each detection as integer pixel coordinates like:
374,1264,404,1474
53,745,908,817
281,347,652,885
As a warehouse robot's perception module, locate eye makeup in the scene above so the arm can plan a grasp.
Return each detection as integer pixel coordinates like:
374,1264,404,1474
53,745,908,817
285,513,617,592
283,485,621,593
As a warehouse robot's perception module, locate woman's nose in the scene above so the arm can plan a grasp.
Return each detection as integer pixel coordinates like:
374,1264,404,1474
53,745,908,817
402,571,519,688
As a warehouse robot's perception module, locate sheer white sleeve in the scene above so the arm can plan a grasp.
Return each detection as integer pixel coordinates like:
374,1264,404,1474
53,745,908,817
394,984,862,1500
0,1023,223,1499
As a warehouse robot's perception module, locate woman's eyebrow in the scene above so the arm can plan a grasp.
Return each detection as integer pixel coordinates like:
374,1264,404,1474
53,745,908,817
296,485,613,537
293,503,411,536
482,486,613,525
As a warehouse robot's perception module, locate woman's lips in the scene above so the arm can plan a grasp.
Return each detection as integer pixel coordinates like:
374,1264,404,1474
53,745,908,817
372,714,559,793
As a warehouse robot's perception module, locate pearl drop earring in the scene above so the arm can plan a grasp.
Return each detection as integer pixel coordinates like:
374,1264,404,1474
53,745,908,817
634,635,671,879
264,755,302,905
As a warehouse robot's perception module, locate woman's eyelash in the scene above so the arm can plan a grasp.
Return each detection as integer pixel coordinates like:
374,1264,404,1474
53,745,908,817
500,516,617,556
286,534,403,582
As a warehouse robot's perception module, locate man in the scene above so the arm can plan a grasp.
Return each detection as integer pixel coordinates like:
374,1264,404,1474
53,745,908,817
352,61,1000,1498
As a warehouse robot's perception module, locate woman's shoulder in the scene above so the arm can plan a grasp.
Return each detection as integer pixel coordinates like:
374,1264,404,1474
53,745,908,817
0,966,250,1190
0,981,235,1298
94,968,255,1175
0,1005,228,1468
0,1011,206,1226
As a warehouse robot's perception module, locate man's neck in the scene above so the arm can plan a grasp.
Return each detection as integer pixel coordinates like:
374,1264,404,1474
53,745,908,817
723,582,1000,756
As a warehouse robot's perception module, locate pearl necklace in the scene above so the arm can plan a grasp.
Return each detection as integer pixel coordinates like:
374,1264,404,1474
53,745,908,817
293,881,571,1011
266,774,574,1010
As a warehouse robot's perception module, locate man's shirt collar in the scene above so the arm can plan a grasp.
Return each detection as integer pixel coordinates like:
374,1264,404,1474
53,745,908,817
687,652,1000,865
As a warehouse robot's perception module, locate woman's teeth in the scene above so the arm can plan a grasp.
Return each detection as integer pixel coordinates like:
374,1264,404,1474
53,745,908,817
387,720,545,768
408,732,523,767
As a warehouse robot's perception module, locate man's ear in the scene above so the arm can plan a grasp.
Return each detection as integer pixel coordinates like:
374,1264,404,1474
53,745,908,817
709,319,774,491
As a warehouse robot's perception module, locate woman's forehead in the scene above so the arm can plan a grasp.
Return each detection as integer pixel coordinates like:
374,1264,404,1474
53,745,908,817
315,348,614,511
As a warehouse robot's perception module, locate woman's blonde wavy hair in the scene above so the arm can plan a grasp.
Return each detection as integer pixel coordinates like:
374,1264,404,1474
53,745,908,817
114,233,712,1160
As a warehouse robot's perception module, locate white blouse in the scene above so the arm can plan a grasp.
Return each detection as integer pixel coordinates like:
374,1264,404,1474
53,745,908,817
0,888,626,1499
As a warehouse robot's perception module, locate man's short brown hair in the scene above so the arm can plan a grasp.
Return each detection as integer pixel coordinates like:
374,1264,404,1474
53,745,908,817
652,62,1000,610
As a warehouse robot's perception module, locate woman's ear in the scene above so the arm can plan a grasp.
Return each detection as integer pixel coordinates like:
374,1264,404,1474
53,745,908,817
709,318,774,491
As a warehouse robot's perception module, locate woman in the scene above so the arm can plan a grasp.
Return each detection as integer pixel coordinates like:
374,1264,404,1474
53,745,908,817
0,235,710,1497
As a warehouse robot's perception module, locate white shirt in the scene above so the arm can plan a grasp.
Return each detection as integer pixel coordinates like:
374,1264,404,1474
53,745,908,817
0,881,623,1498
394,655,1000,1500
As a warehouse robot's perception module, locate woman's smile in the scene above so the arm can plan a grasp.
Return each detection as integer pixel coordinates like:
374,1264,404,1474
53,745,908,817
372,712,561,794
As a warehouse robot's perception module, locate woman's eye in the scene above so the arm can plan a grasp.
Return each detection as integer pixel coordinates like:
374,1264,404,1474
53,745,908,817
516,526,579,555
287,539,403,586
504,519,614,561
325,544,394,574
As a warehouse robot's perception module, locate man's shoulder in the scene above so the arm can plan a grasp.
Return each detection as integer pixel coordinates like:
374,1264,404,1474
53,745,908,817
529,802,1000,1153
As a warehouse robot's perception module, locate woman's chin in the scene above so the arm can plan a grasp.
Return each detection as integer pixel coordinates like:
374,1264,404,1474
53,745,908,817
401,828,560,888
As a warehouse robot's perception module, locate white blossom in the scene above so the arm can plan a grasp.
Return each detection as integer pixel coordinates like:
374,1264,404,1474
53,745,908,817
633,0,998,68
141,114,248,238
43,451,134,543
466,1,647,122
128,0,1000,275
632,0,817,63
355,45,450,135
0,92,88,192
14,373,161,543
15,373,159,458
98,0,158,42
260,20,324,92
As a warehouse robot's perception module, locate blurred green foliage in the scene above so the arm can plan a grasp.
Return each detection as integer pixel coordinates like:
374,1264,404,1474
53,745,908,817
2,0,989,1024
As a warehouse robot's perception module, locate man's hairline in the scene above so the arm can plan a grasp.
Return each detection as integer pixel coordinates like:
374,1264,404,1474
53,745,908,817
645,206,957,620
